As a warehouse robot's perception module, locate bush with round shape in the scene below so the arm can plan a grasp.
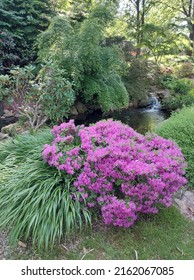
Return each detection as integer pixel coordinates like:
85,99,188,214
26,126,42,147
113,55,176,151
43,119,187,228
156,106,194,188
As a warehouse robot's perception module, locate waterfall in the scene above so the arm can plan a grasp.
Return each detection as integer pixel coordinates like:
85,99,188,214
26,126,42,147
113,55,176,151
145,95,161,112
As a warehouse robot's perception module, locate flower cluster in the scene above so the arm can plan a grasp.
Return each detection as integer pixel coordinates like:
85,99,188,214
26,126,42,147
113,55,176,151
43,119,187,228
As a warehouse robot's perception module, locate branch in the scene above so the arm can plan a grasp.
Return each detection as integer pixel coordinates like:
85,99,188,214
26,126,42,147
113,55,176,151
181,0,189,17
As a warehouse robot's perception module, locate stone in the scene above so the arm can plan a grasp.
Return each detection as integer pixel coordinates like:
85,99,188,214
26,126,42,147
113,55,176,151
18,241,27,248
174,190,194,222
3,109,14,118
1,122,19,136
14,113,21,118
0,132,9,141
138,95,152,108
74,101,87,115
70,106,78,116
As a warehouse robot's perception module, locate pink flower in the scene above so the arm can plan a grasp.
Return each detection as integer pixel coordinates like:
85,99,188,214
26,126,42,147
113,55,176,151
43,119,187,228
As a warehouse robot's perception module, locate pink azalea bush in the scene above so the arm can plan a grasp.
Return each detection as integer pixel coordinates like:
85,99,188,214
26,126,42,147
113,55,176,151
43,119,187,228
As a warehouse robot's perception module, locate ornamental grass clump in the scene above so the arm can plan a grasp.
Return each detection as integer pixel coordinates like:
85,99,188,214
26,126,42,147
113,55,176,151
43,119,187,228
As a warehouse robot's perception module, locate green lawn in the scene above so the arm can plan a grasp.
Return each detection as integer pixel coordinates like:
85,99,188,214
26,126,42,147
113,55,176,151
7,205,194,260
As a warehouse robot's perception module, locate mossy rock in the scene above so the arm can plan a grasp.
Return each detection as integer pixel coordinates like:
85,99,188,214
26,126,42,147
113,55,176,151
1,122,23,136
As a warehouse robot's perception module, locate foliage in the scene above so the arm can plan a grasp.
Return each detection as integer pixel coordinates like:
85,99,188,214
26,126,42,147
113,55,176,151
83,75,129,112
37,6,129,112
142,23,179,63
124,0,159,56
162,77,194,95
156,106,194,188
161,77,194,110
37,63,75,121
0,31,19,74
158,0,194,56
173,61,194,78
0,129,91,249
0,0,54,73
1,63,75,129
0,74,10,101
162,95,194,111
43,119,187,228
123,58,158,102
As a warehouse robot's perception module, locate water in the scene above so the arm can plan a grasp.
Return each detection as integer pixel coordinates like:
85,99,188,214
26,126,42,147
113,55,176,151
76,95,170,134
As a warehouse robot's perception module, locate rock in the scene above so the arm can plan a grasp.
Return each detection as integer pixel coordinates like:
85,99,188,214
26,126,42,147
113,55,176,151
0,132,9,141
3,109,14,118
14,113,21,118
74,101,87,115
1,122,20,136
138,95,152,108
174,190,194,222
70,106,78,116
18,241,27,248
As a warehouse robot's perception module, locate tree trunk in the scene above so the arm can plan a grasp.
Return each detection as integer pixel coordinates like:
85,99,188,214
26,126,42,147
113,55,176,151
136,0,141,57
186,22,194,56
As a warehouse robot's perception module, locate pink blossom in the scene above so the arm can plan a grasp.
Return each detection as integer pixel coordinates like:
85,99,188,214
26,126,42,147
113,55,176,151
43,119,187,228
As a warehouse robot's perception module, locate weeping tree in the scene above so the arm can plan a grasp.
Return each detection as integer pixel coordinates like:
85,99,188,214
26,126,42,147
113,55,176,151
37,4,129,112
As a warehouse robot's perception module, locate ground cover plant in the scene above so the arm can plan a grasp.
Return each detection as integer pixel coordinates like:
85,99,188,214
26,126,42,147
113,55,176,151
0,120,188,249
156,106,194,188
0,129,91,249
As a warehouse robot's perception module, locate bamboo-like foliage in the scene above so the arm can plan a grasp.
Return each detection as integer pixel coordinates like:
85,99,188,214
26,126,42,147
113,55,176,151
0,130,91,249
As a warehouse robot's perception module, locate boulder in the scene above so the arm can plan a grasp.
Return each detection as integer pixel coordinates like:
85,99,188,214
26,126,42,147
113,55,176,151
0,132,9,141
3,109,14,118
1,122,20,136
74,101,87,115
174,190,194,222
138,95,152,108
70,106,78,116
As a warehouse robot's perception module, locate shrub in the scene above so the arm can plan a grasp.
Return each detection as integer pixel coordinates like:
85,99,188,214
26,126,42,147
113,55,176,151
0,130,91,249
43,120,187,228
156,107,194,188
1,63,75,129
174,61,194,78
161,77,194,111
162,77,193,95
162,94,194,111
37,7,129,113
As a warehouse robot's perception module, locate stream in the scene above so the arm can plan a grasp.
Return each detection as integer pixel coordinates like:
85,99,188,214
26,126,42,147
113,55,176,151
76,96,170,134
0,96,170,135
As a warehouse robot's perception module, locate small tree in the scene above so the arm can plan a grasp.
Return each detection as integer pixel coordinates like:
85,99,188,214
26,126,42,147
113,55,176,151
2,64,75,130
37,5,129,112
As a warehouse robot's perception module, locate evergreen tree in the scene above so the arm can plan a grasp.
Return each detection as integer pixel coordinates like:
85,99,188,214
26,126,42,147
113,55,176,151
0,0,54,73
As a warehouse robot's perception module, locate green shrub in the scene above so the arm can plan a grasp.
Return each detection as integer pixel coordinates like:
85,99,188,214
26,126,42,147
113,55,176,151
37,7,129,113
0,130,91,249
162,95,194,111
161,77,194,110
2,64,75,129
162,77,193,95
123,59,151,102
156,107,194,188
174,61,194,78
